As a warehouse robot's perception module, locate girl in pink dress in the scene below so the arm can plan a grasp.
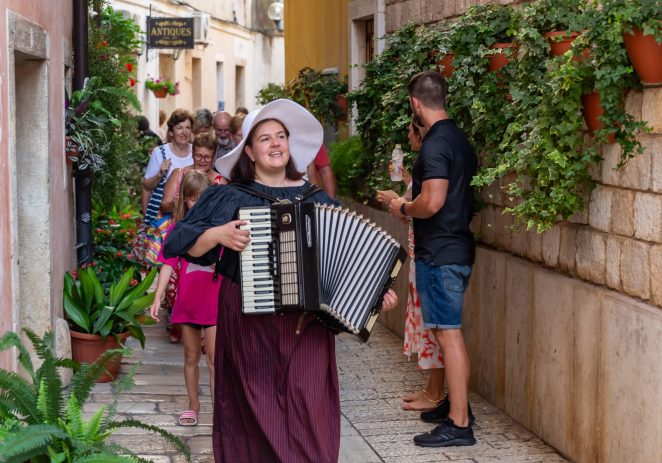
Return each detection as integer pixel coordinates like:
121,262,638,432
150,170,222,426
378,119,445,411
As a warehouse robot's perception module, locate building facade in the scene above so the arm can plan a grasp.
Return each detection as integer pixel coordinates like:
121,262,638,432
284,0,349,83
0,0,76,370
110,0,284,129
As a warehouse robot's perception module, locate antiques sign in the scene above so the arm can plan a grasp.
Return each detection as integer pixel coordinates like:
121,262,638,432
148,17,194,49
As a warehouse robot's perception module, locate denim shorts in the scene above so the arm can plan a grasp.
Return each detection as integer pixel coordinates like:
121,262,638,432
415,261,472,329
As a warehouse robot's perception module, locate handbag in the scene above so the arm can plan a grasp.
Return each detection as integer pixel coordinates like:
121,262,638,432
130,145,171,267
142,214,173,267
144,145,168,226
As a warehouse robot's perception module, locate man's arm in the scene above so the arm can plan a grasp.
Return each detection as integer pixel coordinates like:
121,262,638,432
389,178,448,219
307,163,321,187
318,165,337,198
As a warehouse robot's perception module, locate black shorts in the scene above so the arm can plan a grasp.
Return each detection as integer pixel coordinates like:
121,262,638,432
182,322,214,330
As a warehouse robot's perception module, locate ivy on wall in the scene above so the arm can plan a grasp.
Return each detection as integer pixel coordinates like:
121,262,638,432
349,1,658,231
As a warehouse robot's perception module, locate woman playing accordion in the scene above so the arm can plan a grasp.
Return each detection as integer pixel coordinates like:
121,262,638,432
163,99,397,463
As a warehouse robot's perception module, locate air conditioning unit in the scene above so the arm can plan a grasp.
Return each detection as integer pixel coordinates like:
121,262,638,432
193,12,210,44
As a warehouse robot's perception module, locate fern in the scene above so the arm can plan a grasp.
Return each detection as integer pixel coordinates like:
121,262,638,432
0,424,67,463
72,454,138,463
0,331,35,380
32,336,64,424
106,419,191,460
84,405,107,441
64,395,86,441
0,370,39,421
69,348,125,406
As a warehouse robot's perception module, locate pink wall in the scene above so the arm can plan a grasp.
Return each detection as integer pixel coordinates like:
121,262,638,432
0,0,75,370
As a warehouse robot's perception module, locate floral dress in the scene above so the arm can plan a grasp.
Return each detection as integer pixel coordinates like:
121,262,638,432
403,223,445,369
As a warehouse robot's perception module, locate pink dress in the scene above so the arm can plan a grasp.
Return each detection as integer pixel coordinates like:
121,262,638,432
158,229,222,326
403,223,444,369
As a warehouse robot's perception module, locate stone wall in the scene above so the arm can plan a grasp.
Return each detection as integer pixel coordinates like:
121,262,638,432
384,0,520,32
476,88,662,310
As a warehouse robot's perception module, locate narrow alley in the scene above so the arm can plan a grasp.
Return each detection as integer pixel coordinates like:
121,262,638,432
89,323,568,462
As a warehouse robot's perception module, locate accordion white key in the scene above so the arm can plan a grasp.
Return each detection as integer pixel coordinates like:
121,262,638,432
239,203,407,341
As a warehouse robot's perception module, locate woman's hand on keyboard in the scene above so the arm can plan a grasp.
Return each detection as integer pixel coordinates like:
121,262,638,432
216,220,250,251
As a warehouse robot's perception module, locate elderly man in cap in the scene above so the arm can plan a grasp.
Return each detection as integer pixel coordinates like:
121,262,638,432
213,111,236,165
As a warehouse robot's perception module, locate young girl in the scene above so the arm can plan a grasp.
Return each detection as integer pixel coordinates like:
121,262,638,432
150,169,221,427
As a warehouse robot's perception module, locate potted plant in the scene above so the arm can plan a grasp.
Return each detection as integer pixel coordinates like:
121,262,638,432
145,76,179,98
581,3,648,155
63,266,157,382
522,0,588,58
602,0,662,84
0,329,190,462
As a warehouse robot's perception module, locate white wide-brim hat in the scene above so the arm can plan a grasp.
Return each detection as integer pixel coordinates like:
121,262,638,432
215,99,323,180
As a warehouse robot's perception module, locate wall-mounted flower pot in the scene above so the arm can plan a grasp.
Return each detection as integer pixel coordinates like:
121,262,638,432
70,330,130,383
581,91,616,144
151,87,168,99
544,31,589,60
488,42,517,72
436,53,455,78
623,27,662,84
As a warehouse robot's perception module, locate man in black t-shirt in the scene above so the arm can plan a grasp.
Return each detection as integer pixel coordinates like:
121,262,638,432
389,71,477,447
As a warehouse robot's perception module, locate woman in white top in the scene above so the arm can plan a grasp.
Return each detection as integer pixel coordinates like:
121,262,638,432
141,109,194,214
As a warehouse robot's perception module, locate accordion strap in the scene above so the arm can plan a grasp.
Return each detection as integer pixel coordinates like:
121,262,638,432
232,183,321,204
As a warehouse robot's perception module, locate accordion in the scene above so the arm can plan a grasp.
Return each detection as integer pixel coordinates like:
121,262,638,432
238,203,407,341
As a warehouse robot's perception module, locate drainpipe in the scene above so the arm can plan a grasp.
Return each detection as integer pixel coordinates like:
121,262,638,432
73,0,92,265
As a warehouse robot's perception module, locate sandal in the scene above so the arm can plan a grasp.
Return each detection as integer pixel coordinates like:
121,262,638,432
177,410,199,426
402,388,428,403
402,395,443,411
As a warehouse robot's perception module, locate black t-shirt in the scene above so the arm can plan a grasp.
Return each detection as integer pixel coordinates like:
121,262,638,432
412,119,477,266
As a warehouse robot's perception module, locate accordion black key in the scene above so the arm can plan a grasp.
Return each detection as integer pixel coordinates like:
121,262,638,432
238,203,407,341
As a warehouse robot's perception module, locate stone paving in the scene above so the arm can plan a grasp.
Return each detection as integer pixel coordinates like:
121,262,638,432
88,323,568,462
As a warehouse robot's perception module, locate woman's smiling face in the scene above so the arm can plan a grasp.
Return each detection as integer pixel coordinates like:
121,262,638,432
193,147,213,171
245,120,290,172
171,119,192,145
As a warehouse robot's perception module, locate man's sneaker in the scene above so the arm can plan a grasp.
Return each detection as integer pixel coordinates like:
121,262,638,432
414,417,476,447
420,394,475,424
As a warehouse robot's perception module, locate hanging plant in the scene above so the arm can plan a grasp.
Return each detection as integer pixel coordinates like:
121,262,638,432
348,0,655,231
145,76,179,97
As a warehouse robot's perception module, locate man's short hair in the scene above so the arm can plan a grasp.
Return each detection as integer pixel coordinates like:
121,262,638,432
408,72,447,110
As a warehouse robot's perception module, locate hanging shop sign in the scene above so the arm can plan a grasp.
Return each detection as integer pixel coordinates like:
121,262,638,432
147,17,194,49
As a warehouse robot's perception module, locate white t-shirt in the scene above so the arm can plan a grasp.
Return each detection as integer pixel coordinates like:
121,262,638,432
144,143,193,180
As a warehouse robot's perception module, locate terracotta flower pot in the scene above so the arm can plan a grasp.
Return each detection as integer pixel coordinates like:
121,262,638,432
581,91,616,144
544,31,589,61
623,27,662,84
70,330,130,383
488,42,517,72
436,53,455,78
151,87,168,98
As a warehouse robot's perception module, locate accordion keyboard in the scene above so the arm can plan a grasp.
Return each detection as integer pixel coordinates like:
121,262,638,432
238,207,279,314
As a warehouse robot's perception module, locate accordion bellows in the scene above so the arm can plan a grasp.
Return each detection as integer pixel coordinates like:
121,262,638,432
238,203,407,341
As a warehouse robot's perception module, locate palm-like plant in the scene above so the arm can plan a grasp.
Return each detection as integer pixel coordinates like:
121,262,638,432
63,266,157,348
0,329,190,462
